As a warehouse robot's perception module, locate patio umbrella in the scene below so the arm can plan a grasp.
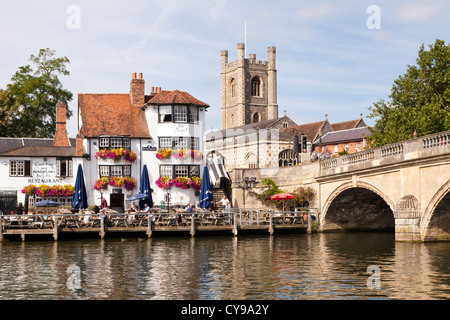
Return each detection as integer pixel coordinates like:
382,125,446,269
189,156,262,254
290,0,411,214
72,164,88,210
270,193,295,212
139,164,153,209
127,193,149,201
199,166,213,209
35,199,60,216
35,199,60,207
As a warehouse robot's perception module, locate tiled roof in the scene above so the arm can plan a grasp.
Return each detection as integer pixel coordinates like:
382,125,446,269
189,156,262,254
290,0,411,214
205,116,292,141
146,90,209,107
331,119,365,131
78,93,151,138
281,121,328,141
313,127,372,144
0,137,77,157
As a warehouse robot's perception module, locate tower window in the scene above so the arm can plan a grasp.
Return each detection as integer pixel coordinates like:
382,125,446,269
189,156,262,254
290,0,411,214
251,76,261,97
253,112,260,123
230,78,236,98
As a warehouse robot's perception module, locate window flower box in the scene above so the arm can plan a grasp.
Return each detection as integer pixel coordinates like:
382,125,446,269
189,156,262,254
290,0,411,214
95,148,137,163
156,148,172,160
155,176,174,189
22,184,75,197
173,149,190,160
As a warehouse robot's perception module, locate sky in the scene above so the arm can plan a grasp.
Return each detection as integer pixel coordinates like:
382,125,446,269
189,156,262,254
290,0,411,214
0,0,449,138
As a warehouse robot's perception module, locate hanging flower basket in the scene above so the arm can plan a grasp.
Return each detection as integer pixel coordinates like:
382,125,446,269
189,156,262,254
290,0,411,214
94,177,109,190
22,184,74,197
190,150,203,161
155,176,174,189
189,176,202,191
95,148,137,163
156,148,172,160
173,149,190,160
173,176,190,189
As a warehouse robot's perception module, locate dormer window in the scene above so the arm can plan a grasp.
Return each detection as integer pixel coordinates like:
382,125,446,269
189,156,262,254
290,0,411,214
158,105,200,124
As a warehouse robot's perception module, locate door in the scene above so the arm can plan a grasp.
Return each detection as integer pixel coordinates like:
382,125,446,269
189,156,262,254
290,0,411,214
110,193,124,213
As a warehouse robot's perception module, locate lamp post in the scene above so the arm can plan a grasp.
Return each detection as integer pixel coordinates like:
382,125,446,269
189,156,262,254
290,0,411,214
165,186,172,211
241,177,256,206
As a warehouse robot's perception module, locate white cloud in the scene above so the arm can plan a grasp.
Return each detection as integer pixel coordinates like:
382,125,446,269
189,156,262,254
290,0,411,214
295,3,337,23
396,0,446,23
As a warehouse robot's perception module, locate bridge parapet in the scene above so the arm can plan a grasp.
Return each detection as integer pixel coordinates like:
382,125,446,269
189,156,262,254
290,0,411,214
320,130,450,176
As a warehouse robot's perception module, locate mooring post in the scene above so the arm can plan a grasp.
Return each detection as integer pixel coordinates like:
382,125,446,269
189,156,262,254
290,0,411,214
53,216,58,241
147,214,152,238
269,212,274,235
100,216,105,239
0,218,3,242
307,212,312,233
190,213,195,237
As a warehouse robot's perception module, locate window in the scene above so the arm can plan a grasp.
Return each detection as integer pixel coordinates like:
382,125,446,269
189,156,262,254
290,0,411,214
173,137,189,149
334,145,338,154
159,137,200,150
10,160,31,177
175,165,189,177
253,112,260,123
356,142,361,152
99,165,131,178
159,165,200,178
230,78,236,98
100,138,110,148
159,105,172,122
99,166,110,177
159,137,172,149
174,105,188,122
111,166,123,177
282,122,289,128
160,165,173,177
345,144,350,152
98,137,131,150
251,76,261,96
189,107,199,124
56,158,73,177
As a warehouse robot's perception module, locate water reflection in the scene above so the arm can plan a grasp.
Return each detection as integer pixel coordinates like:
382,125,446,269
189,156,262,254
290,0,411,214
0,233,449,300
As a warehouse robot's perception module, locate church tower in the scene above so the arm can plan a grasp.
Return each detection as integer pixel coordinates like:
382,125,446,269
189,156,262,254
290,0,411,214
221,43,278,129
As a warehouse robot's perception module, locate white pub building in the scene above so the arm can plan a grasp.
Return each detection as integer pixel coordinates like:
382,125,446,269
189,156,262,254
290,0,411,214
77,73,209,212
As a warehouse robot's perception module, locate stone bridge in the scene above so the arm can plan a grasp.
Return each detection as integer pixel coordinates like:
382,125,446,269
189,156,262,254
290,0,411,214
229,130,450,242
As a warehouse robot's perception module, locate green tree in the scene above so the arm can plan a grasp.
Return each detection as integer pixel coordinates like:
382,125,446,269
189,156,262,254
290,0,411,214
1,48,72,138
367,39,450,147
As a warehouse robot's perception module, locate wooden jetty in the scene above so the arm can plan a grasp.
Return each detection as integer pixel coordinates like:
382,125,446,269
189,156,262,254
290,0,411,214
0,209,315,241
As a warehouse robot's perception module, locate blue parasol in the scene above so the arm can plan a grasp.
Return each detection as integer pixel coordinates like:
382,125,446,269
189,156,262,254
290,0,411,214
138,164,153,209
35,199,60,207
72,164,88,210
127,193,148,201
199,165,213,209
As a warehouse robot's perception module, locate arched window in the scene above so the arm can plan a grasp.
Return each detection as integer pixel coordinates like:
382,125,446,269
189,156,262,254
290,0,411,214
245,152,257,169
253,112,260,123
278,149,298,167
230,78,236,98
251,76,261,97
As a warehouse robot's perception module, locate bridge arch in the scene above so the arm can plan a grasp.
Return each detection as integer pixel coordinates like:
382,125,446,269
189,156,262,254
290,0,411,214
321,182,395,232
422,179,450,241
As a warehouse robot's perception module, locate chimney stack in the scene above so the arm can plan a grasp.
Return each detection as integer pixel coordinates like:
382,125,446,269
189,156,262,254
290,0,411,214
130,72,145,107
76,131,84,157
53,102,70,147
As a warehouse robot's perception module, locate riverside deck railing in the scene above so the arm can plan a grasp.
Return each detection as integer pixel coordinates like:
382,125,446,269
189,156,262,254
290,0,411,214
320,130,450,173
0,209,315,241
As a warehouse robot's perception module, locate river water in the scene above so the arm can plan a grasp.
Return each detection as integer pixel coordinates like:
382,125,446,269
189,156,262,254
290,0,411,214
0,232,449,300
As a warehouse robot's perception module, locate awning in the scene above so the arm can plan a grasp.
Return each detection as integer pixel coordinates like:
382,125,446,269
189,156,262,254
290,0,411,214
207,157,230,185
